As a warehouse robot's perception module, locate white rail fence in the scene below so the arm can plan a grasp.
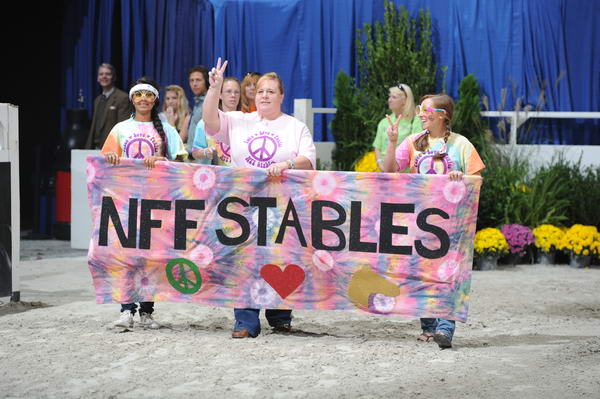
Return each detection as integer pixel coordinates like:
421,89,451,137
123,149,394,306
0,103,20,301
293,99,600,168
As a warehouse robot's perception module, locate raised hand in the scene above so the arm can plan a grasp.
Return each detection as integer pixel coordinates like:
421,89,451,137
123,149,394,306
165,106,176,125
208,57,229,89
385,114,402,143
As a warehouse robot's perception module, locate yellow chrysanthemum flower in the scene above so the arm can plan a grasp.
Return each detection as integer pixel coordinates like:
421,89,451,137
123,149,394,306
354,151,379,173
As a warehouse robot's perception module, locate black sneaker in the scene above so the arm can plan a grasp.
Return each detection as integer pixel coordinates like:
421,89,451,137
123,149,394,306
272,323,292,333
433,331,452,349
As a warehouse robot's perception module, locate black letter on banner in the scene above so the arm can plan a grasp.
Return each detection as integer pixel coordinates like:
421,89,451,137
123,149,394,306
379,203,414,255
275,198,307,247
349,201,377,253
139,200,172,249
415,208,450,259
174,200,205,250
250,197,277,246
99,196,137,248
311,200,346,251
216,197,250,245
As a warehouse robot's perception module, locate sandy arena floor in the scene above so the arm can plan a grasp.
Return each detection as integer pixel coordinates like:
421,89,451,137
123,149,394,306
1,240,599,398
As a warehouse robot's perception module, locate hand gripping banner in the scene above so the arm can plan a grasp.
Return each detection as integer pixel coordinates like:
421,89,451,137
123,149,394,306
86,156,482,322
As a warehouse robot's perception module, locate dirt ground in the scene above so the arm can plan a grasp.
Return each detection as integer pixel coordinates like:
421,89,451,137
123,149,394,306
1,240,599,398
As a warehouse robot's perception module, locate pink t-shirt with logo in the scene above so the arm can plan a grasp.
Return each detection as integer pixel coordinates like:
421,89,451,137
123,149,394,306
206,110,316,169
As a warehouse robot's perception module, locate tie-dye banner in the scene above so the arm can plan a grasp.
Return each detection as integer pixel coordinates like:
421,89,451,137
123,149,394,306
87,155,482,322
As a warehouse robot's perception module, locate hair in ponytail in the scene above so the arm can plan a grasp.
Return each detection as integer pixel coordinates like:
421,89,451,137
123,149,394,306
414,94,454,157
131,77,169,159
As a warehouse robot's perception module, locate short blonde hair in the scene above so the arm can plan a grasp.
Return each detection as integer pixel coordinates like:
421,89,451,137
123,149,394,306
257,72,285,95
389,84,416,121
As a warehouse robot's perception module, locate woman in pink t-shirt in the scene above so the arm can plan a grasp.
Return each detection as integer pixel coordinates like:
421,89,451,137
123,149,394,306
203,58,316,339
383,93,485,349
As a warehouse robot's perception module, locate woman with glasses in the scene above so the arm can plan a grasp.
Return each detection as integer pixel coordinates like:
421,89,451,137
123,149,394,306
159,85,191,142
102,77,187,329
240,72,261,113
191,77,241,165
382,93,485,349
203,58,316,339
372,84,422,171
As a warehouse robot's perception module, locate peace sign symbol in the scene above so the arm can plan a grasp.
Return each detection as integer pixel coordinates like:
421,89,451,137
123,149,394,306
219,142,230,156
248,136,277,162
125,137,155,159
166,258,202,294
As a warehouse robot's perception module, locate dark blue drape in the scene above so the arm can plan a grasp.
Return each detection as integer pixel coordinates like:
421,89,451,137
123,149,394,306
61,0,600,143
61,0,214,130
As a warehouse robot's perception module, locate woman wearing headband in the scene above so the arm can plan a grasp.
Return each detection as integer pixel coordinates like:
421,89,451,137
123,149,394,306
102,77,187,329
373,84,422,171
203,58,316,339
383,93,485,349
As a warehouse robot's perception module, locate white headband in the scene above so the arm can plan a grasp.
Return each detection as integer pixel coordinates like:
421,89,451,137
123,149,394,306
129,84,159,100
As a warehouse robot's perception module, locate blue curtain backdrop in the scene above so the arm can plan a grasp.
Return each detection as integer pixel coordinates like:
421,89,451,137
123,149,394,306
61,0,599,144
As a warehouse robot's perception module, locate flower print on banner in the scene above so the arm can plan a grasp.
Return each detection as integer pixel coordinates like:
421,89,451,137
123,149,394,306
443,180,466,204
189,244,214,267
368,293,396,314
250,279,278,307
312,250,335,272
133,269,157,299
312,172,338,196
193,167,216,191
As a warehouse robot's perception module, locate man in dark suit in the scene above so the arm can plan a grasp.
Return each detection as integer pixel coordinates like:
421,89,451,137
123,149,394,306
85,63,131,149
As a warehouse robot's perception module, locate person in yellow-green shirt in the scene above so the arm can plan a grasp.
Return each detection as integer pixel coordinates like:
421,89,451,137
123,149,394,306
372,83,422,171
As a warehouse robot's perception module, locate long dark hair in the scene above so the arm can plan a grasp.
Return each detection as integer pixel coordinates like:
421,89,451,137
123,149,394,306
131,77,169,159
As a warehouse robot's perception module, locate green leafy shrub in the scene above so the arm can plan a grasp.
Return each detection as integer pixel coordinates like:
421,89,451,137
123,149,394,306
331,0,437,170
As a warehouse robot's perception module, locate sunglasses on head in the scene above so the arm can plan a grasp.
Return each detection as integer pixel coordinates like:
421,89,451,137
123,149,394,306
396,83,406,93
132,90,156,99
416,105,446,115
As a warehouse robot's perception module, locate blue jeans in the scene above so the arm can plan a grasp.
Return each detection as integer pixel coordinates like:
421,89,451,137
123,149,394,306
420,318,456,339
234,308,292,337
121,302,154,315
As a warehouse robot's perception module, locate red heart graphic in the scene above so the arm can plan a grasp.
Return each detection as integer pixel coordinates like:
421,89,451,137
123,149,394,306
260,264,305,299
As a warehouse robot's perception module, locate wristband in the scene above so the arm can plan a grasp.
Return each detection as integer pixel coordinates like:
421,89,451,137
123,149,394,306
286,159,295,169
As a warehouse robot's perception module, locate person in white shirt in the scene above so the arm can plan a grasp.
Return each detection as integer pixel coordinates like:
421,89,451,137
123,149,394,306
203,58,316,338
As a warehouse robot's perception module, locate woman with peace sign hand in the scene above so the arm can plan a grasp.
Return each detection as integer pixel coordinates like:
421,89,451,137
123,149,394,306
203,58,316,338
372,83,422,171
383,93,485,348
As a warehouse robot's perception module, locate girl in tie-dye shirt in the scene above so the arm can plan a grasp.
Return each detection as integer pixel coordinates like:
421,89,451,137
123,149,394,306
101,77,186,330
383,93,485,349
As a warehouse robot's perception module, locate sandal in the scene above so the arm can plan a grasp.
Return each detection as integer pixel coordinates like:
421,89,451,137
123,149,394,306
417,332,434,342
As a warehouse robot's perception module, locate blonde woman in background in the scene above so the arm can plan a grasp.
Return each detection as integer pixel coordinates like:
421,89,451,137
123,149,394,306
240,72,260,113
372,83,422,171
159,85,191,142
